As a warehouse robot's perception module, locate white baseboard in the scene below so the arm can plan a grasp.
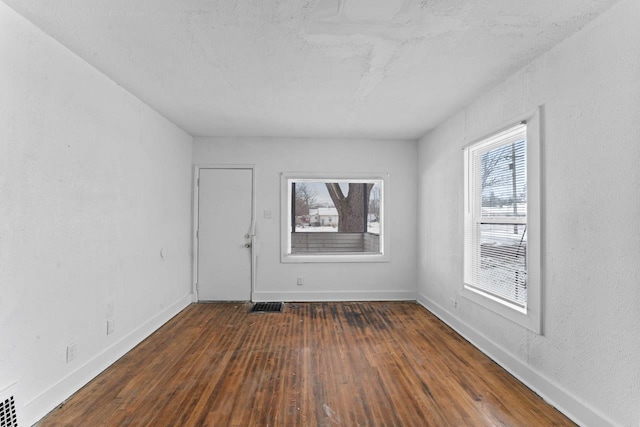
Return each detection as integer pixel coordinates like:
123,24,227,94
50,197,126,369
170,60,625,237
24,293,193,426
252,290,416,302
416,293,617,427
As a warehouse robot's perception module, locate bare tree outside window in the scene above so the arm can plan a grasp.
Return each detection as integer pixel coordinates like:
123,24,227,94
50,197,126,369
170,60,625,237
325,183,373,232
294,183,317,216
481,142,526,213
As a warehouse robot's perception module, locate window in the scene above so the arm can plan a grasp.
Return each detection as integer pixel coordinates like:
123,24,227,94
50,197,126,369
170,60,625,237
281,173,389,263
463,109,542,333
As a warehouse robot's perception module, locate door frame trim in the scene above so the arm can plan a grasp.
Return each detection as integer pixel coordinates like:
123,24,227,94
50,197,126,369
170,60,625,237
192,164,256,302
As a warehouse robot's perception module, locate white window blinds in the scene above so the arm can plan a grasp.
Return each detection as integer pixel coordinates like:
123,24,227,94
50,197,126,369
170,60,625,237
464,124,528,310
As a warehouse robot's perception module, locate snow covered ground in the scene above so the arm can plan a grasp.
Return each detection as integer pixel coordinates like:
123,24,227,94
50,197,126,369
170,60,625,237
295,225,337,232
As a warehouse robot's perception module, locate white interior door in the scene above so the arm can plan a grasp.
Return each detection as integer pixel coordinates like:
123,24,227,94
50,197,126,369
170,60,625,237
197,168,253,301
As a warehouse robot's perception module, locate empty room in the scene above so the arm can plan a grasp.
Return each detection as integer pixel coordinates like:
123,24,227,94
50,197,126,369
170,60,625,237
1,0,638,426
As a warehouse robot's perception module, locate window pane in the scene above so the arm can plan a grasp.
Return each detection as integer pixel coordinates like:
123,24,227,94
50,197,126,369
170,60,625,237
476,223,527,307
290,180,381,254
463,118,541,332
480,139,526,218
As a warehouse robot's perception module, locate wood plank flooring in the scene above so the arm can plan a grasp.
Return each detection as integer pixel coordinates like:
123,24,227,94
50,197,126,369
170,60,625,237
38,302,575,426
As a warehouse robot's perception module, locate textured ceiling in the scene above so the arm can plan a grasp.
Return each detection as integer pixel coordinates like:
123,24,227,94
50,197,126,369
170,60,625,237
3,0,621,139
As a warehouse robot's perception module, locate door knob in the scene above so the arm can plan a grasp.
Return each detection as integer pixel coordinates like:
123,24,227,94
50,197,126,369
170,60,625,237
244,243,251,248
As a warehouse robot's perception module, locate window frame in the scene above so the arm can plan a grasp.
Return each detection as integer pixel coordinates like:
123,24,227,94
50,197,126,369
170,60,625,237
280,172,390,263
462,108,542,334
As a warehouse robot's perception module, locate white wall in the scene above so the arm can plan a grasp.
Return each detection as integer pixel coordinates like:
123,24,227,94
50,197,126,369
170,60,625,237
417,0,640,426
193,137,417,301
0,3,194,425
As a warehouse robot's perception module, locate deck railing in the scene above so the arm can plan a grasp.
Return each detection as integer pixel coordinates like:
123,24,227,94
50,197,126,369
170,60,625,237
291,232,380,253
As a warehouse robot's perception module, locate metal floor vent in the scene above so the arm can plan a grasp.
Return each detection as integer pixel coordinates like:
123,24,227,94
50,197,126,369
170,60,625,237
250,302,283,313
0,396,18,427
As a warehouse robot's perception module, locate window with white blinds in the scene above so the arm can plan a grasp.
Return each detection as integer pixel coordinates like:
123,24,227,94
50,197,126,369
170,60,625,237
464,123,528,312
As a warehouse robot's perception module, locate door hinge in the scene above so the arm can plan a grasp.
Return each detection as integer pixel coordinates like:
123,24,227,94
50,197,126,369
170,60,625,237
196,230,199,239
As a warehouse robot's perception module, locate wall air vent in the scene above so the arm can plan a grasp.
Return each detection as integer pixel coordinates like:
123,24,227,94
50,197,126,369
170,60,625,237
0,395,18,427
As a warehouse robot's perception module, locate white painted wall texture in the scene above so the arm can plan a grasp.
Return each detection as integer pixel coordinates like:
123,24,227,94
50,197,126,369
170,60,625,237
417,0,640,425
0,3,193,425
193,137,418,302
2,0,636,424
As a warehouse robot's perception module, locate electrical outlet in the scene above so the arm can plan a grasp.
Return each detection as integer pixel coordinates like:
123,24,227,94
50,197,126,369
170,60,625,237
263,210,272,219
297,276,304,286
450,297,457,308
66,342,77,363
107,320,115,335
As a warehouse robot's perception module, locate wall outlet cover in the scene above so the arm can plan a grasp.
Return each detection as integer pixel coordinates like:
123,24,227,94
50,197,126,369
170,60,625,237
66,343,77,363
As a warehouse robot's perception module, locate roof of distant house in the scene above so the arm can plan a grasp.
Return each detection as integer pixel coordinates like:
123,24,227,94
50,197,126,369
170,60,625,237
310,208,338,216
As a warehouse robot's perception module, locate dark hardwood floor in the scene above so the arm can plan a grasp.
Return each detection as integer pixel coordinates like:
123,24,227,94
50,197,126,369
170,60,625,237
38,302,575,426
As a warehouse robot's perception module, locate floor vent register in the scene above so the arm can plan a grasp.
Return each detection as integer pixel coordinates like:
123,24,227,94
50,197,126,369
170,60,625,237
250,302,284,313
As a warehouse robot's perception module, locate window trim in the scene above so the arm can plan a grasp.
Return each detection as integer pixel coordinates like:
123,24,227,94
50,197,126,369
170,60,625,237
280,172,390,263
461,107,543,334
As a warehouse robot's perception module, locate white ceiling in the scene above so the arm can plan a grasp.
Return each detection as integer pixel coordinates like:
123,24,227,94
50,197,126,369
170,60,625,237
4,0,620,139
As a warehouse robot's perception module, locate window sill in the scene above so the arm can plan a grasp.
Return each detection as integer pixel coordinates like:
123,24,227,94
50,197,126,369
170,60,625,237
460,285,540,334
281,252,390,264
